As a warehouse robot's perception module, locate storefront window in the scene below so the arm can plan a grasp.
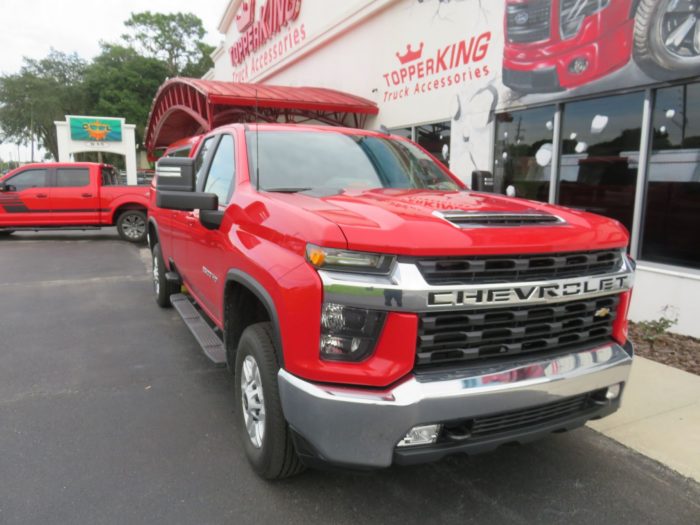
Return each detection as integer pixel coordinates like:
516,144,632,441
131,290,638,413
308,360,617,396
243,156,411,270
390,127,412,140
641,83,700,269
493,106,555,201
558,92,644,232
416,122,450,165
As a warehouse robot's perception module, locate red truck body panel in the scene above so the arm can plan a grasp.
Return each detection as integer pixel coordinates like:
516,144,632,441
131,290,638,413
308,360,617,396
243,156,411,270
0,162,149,228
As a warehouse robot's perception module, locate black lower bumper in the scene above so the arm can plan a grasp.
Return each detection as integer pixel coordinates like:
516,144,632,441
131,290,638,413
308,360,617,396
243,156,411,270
503,66,564,94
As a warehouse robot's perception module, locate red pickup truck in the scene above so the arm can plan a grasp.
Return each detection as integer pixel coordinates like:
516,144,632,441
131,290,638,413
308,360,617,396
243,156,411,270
148,123,635,479
0,162,150,242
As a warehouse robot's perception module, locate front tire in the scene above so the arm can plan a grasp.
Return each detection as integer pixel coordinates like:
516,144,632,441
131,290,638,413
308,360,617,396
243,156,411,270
234,322,304,480
152,243,176,307
633,0,700,79
117,210,147,243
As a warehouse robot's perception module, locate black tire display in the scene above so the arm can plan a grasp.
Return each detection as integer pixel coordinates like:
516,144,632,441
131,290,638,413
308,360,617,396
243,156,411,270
633,0,700,79
152,243,177,307
116,210,147,243
234,322,304,480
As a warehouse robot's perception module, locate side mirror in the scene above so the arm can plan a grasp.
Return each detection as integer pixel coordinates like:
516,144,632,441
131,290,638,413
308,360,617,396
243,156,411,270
471,170,495,192
155,157,196,192
155,156,219,212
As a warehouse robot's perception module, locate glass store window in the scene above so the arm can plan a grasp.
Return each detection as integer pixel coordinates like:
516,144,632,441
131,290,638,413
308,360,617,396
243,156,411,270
416,122,450,164
641,83,700,269
494,105,555,201
558,92,644,232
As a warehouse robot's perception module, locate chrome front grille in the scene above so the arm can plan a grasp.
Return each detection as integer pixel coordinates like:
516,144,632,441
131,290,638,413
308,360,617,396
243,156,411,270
411,249,623,286
506,0,552,43
416,295,619,369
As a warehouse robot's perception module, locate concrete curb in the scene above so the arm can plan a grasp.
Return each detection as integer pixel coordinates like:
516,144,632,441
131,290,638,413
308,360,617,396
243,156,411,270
588,356,700,482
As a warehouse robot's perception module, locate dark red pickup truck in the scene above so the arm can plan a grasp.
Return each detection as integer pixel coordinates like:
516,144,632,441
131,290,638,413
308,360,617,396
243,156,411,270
0,162,150,242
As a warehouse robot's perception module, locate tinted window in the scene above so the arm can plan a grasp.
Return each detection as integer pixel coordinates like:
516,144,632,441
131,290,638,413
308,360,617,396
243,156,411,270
7,169,48,190
194,136,217,188
416,121,450,163
558,92,644,232
641,83,700,269
56,168,90,187
168,147,192,158
101,166,118,186
204,134,235,205
247,131,460,192
494,105,555,201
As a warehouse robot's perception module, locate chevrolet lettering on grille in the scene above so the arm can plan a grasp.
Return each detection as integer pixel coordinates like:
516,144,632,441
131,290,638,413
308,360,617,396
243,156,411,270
428,275,631,307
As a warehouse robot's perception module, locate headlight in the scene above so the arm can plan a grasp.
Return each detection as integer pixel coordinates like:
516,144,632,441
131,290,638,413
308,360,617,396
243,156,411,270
306,244,395,274
560,0,609,40
320,303,386,362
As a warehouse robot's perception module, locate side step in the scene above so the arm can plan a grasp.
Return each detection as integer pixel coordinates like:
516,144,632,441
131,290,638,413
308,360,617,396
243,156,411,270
170,293,227,366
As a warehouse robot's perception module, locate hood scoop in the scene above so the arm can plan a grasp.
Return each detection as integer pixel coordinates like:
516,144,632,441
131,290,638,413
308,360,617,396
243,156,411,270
434,210,565,228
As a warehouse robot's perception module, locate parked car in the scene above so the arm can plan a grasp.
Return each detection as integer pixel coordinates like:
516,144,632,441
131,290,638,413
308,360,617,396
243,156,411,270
0,162,150,242
147,123,635,479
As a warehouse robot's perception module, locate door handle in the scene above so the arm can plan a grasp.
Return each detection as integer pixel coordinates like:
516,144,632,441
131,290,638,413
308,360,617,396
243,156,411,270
36,193,48,198
81,193,93,198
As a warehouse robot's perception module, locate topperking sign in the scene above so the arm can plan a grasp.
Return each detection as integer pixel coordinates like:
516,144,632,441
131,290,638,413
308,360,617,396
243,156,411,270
229,0,303,66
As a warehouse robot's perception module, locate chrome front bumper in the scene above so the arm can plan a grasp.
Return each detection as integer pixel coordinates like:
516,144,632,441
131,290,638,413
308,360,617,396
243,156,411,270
278,342,633,468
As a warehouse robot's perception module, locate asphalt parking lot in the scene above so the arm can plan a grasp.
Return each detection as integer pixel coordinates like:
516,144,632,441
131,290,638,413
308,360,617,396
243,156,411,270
1,230,699,525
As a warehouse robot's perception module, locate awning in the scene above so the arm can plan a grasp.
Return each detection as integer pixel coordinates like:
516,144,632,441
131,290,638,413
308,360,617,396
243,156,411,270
145,78,379,158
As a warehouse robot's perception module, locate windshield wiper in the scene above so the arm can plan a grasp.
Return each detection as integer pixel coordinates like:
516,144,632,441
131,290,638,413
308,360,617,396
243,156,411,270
263,187,312,193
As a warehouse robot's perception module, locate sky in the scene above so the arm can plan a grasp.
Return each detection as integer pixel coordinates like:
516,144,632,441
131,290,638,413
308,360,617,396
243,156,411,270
0,0,227,162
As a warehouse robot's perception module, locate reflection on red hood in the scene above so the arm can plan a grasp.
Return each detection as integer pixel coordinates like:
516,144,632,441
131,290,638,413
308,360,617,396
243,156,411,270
267,188,629,256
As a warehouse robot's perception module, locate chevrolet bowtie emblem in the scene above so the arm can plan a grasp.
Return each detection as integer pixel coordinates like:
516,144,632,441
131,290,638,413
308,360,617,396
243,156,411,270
594,307,611,318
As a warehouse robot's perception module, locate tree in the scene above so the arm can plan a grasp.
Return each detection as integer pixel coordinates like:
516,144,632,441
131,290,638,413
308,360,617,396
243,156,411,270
0,49,88,160
84,44,169,147
122,11,214,77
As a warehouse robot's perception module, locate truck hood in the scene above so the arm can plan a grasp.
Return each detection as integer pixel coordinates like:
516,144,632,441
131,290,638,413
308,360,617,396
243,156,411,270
267,189,629,256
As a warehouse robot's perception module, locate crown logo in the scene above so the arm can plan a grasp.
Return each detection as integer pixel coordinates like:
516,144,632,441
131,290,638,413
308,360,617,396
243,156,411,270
396,42,424,65
236,0,256,33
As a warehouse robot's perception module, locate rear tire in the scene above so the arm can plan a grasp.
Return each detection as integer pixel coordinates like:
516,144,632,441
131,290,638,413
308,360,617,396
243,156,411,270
234,322,304,480
152,243,176,307
117,210,147,243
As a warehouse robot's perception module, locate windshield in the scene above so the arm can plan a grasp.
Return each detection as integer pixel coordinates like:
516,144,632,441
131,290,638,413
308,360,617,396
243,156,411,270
246,130,460,192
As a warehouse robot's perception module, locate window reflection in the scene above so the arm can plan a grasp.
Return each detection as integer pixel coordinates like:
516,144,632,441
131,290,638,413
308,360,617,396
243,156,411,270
494,106,555,201
416,122,450,164
558,92,644,232
641,84,700,269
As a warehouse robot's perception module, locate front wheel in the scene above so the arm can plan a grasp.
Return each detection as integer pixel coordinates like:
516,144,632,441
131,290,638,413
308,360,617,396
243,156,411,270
117,210,147,243
633,0,700,79
234,322,304,480
152,243,176,307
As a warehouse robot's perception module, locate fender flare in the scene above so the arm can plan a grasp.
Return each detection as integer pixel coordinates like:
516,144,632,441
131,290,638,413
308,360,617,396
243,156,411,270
109,197,149,224
225,269,285,367
147,217,159,251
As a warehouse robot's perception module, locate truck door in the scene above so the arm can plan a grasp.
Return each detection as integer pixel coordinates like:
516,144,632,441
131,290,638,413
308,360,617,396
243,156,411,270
170,135,219,290
179,133,235,321
0,167,52,226
49,166,100,225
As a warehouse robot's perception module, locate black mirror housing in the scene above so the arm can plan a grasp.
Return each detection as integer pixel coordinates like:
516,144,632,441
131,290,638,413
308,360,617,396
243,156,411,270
155,157,197,192
156,190,219,211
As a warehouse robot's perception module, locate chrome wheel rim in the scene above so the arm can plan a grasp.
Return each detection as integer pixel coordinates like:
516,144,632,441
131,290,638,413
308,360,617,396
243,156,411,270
660,0,700,59
122,214,146,240
241,355,265,448
152,252,160,295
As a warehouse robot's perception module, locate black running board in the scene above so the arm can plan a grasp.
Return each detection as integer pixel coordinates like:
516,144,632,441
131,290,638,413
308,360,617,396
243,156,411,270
170,293,226,366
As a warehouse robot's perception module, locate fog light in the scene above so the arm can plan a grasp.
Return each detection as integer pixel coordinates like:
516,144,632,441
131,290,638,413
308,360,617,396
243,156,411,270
569,57,589,75
606,383,622,400
397,424,441,447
